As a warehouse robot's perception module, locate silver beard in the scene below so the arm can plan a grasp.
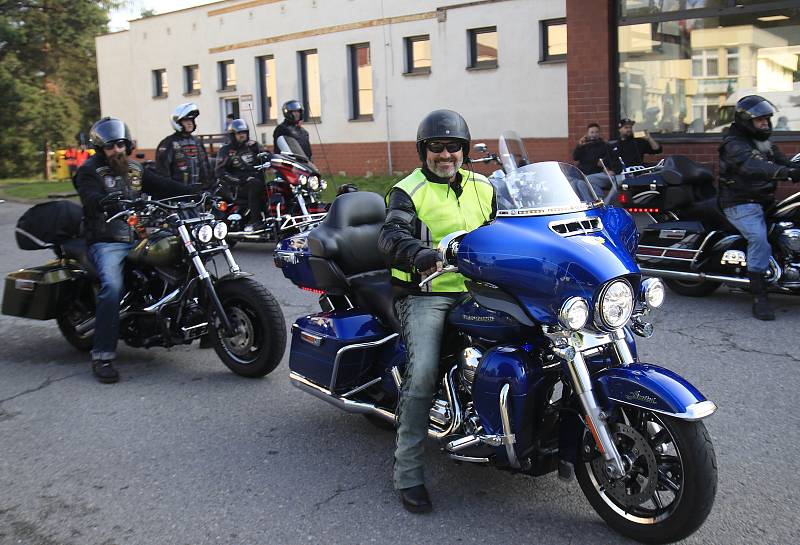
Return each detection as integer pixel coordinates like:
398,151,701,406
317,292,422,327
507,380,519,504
427,156,462,179
755,139,772,153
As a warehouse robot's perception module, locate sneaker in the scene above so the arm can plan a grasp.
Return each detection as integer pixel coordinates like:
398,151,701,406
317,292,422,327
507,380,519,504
92,360,119,384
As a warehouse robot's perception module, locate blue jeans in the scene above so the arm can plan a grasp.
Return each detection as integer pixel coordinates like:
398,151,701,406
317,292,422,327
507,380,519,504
393,294,458,489
586,172,624,199
723,203,771,273
88,241,134,361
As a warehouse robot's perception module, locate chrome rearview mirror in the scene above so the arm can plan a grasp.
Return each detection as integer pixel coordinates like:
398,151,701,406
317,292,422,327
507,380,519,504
474,143,488,153
437,230,468,265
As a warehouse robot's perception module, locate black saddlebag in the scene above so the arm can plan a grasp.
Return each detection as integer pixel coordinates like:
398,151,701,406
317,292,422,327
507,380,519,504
2,262,79,320
636,221,707,271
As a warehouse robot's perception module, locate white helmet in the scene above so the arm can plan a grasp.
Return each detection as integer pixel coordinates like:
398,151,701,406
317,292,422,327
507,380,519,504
170,102,199,132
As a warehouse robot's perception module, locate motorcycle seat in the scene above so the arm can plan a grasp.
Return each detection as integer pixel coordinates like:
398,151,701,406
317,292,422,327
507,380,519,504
60,238,98,278
682,197,738,232
307,192,401,332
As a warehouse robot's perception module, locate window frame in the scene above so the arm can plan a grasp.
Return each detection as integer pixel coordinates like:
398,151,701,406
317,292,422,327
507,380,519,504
467,26,498,70
539,18,567,63
183,64,200,95
299,49,321,122
404,34,431,75
218,60,236,92
256,55,277,125
152,68,168,98
616,0,800,141
348,42,374,121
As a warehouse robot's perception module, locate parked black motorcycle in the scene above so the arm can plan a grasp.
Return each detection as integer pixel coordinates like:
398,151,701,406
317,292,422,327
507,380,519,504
4,194,286,377
614,154,800,296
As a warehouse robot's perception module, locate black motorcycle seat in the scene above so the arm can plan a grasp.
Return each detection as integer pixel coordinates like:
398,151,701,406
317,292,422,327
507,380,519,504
663,156,714,185
60,238,98,278
682,197,738,232
308,192,387,276
307,192,401,332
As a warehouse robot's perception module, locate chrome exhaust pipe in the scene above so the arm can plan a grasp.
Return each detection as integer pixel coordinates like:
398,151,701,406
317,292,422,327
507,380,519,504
74,310,131,335
639,267,750,285
289,371,461,439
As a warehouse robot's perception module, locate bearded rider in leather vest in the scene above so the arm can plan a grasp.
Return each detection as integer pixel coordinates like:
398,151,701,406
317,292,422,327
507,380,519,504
74,117,191,384
155,102,211,187
215,118,268,230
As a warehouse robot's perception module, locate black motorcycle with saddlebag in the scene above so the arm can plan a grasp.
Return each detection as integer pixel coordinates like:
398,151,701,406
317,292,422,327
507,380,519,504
3,196,286,377
614,154,800,297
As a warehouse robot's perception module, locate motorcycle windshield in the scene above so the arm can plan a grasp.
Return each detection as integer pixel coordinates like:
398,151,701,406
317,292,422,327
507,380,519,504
498,130,530,173
276,135,309,161
494,161,600,216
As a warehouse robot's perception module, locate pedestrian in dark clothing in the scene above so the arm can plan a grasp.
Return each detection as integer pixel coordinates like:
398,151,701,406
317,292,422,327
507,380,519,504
608,117,662,172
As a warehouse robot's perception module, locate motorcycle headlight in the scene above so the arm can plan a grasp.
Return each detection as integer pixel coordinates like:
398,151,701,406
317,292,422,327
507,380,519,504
195,224,213,244
640,277,665,309
320,179,328,190
308,175,320,191
299,175,308,186
558,297,590,331
595,279,634,331
213,221,228,240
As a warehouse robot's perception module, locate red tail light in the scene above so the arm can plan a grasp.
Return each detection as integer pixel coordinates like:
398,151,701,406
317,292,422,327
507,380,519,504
626,207,661,213
300,286,326,294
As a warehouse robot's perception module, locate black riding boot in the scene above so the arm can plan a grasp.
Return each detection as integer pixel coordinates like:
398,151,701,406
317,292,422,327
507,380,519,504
748,271,775,321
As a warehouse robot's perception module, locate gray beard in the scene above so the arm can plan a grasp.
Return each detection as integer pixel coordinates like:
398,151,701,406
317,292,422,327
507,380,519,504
754,139,772,154
427,158,462,179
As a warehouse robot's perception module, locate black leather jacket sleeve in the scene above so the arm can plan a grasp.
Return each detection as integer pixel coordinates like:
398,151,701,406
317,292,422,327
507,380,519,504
154,135,174,178
721,139,792,180
142,167,197,198
214,143,232,179
74,164,106,218
378,188,424,273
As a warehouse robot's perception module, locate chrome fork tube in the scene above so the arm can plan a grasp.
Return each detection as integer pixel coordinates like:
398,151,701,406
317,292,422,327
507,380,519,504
177,225,210,280
221,247,240,274
296,193,310,217
611,329,635,364
565,350,626,478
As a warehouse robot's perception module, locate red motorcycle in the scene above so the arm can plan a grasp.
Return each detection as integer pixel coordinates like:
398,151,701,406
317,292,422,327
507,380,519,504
214,136,329,244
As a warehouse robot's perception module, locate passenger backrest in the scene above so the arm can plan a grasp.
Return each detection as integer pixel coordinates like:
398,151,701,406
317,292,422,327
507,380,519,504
307,191,387,276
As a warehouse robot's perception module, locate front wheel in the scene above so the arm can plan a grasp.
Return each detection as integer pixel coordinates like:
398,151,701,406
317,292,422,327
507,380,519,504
210,277,286,377
576,408,717,544
664,278,720,297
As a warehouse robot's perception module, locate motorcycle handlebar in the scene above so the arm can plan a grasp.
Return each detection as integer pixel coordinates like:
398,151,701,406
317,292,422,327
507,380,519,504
418,265,459,288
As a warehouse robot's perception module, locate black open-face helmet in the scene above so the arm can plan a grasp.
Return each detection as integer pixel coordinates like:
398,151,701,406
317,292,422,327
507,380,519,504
89,117,134,155
735,95,776,141
282,100,304,123
415,109,471,161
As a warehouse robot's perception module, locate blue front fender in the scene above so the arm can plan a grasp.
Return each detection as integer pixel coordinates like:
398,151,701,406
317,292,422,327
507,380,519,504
595,363,717,421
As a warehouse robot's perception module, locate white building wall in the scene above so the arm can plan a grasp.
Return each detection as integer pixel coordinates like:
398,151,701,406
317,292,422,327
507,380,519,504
97,0,567,150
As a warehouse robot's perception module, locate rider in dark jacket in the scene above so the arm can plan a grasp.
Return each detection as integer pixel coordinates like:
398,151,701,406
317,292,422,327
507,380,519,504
75,117,191,383
273,100,312,159
155,102,211,187
718,95,800,320
215,119,267,230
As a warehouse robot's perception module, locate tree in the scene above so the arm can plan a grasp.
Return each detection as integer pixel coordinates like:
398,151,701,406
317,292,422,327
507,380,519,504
0,1,119,178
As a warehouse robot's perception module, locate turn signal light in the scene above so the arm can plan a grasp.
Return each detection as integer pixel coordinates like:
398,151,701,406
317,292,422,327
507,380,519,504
216,201,228,212
127,214,138,227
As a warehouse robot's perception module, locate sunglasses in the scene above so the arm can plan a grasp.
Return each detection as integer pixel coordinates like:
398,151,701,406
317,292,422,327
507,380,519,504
103,140,128,151
426,141,463,154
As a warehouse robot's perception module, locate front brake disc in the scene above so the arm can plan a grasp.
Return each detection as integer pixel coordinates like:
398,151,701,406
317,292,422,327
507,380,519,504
590,423,659,507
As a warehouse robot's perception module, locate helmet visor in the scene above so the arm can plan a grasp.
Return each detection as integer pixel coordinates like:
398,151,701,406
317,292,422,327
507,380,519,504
745,100,776,119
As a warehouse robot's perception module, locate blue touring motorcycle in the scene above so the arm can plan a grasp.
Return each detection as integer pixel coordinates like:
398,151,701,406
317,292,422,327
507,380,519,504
274,136,718,543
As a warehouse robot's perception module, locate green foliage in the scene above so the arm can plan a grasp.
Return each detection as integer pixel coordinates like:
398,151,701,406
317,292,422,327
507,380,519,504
0,1,117,178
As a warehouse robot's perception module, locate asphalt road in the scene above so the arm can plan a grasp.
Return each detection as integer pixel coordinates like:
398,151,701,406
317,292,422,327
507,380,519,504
0,199,798,545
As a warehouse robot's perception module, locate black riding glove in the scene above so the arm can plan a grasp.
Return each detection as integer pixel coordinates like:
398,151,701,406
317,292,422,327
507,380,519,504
787,168,800,183
99,192,123,214
413,249,442,274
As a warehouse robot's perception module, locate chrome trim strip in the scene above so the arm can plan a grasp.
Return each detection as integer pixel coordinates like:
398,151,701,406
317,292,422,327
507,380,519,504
143,288,181,313
329,333,399,391
341,377,381,399
448,454,489,463
497,203,600,217
607,398,717,422
639,267,750,285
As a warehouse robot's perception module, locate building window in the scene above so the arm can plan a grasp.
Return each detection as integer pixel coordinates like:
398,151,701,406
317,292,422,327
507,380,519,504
299,49,321,121
349,43,373,120
152,69,168,98
184,65,200,95
540,18,567,62
618,6,800,135
404,35,431,74
257,55,277,124
468,27,498,69
218,60,236,91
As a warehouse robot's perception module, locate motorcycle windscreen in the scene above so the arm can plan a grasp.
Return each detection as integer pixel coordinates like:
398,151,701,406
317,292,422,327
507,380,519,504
492,161,600,216
276,135,309,161
498,130,530,173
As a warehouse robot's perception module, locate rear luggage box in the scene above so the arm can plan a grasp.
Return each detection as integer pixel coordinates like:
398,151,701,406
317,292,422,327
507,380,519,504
2,262,76,320
289,311,393,393
618,169,691,212
636,221,706,272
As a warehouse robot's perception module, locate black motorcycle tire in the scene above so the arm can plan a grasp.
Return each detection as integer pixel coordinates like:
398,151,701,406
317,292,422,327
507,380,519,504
211,277,286,378
664,279,721,297
576,415,717,544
